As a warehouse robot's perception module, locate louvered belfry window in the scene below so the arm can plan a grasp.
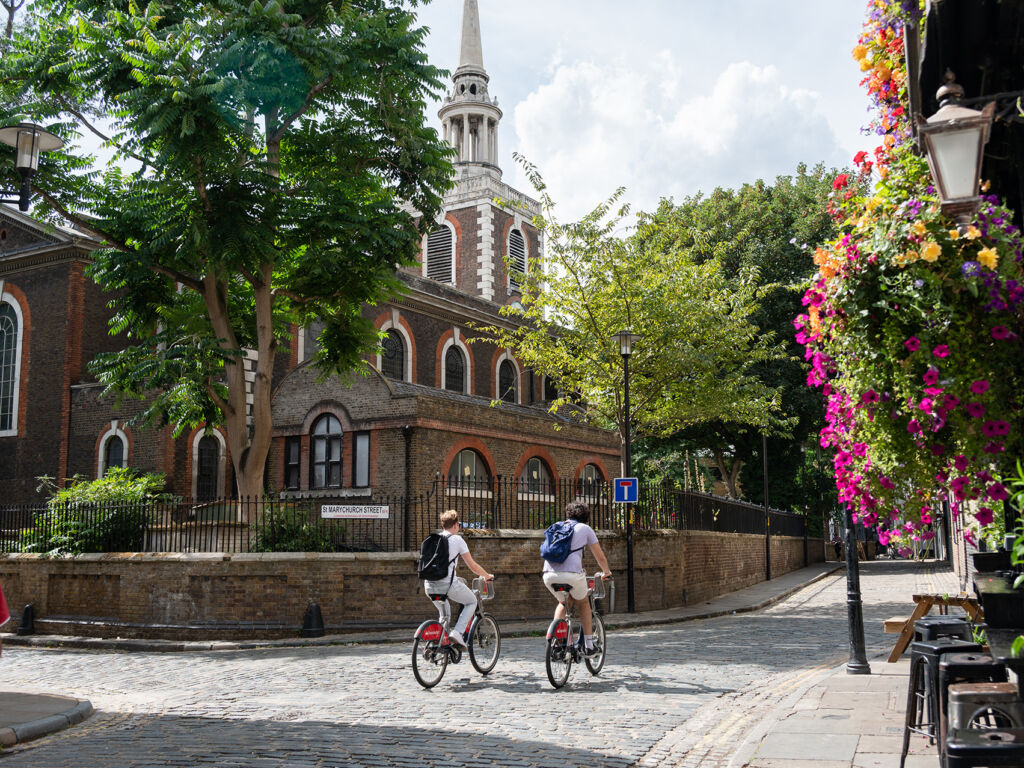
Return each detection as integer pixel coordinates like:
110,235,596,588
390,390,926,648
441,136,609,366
426,226,453,283
508,229,526,290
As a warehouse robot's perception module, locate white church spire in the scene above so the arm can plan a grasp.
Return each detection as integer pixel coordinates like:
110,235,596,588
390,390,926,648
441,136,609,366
438,0,502,176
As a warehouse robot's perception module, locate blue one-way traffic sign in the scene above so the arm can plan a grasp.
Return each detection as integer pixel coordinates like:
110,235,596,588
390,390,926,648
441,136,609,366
613,477,638,503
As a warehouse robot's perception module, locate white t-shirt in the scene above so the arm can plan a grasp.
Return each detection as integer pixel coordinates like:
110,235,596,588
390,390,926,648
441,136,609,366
439,531,468,581
542,522,598,574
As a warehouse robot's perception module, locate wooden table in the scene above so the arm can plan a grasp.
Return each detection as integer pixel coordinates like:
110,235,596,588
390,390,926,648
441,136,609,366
885,593,983,663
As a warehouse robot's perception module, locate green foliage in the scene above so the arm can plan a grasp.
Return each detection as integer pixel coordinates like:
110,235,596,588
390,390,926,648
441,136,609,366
22,469,172,555
0,1,454,495
249,505,341,553
478,156,788,457
627,165,842,512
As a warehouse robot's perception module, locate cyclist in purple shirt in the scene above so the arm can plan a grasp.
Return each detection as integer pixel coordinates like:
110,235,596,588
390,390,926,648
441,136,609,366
542,501,612,657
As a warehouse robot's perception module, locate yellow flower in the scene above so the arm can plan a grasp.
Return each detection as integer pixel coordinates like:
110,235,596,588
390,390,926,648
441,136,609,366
866,196,882,212
965,225,982,240
978,246,1000,270
912,220,927,237
852,44,868,61
948,229,960,240
874,65,891,82
859,58,873,72
921,242,941,262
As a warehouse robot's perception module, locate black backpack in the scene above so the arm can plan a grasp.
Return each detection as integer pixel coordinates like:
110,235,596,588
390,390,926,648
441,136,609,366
418,532,454,581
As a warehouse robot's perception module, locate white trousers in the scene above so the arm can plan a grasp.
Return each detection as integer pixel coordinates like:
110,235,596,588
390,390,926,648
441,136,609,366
424,576,477,634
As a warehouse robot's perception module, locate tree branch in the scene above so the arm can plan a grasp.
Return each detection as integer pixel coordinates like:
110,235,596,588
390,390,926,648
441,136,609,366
58,97,151,167
32,186,127,248
267,75,333,145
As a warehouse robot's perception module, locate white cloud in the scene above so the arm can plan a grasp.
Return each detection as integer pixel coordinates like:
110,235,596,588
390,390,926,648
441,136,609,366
512,56,849,221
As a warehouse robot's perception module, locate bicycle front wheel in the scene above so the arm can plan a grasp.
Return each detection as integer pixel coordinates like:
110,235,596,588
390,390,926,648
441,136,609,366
585,613,607,675
412,636,449,689
469,613,501,675
545,637,572,689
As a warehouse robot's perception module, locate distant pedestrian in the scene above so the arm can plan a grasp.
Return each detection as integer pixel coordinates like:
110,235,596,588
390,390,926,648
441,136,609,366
831,534,842,560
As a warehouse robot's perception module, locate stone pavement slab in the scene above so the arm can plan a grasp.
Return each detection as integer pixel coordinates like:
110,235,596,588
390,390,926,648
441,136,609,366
0,692,92,746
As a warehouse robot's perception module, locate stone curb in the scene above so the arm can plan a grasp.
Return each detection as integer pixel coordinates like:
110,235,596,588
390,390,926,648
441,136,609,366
0,701,93,747
0,565,843,654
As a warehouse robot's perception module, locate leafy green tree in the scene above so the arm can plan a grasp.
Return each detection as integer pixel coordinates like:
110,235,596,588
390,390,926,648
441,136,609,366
0,1,452,505
631,165,841,508
480,158,787,471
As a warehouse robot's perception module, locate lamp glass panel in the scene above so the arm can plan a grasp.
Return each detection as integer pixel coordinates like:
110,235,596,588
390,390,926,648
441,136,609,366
929,128,983,200
15,129,40,171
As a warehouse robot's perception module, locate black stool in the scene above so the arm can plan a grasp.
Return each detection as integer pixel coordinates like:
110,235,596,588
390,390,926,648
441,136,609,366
900,637,982,768
914,614,973,643
946,727,1024,767
938,653,1009,763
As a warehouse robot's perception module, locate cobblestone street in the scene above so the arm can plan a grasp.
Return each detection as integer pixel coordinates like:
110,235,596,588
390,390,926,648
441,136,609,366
0,561,958,767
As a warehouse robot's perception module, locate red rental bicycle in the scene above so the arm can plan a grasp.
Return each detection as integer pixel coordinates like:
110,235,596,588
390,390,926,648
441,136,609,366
412,576,501,689
544,573,608,689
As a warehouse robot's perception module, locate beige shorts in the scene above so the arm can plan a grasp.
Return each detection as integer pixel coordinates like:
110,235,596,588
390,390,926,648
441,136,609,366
543,571,588,601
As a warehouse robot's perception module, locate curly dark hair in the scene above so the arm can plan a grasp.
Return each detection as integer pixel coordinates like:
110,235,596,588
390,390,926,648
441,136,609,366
565,501,590,524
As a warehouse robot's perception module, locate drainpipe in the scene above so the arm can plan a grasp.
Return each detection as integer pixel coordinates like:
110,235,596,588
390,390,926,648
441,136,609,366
402,425,412,551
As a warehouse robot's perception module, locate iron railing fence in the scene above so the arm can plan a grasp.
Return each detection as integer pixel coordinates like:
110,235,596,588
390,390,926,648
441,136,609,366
0,479,810,554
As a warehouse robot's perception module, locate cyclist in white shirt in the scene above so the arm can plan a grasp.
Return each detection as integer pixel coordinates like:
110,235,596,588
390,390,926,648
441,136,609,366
542,501,612,657
423,509,493,648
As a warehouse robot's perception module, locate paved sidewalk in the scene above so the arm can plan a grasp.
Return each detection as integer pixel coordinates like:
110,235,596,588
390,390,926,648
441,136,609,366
734,561,973,768
0,692,92,747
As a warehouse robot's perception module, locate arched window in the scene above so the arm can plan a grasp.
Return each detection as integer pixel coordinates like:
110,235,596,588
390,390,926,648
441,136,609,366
521,456,554,495
498,359,517,404
102,435,125,476
195,435,221,501
381,329,405,380
577,463,604,495
444,346,466,393
0,299,23,435
426,225,454,283
449,448,490,489
508,228,527,290
311,414,343,489
543,376,558,401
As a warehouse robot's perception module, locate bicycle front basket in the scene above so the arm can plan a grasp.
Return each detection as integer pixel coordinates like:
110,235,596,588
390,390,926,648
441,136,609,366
472,576,495,600
587,576,606,599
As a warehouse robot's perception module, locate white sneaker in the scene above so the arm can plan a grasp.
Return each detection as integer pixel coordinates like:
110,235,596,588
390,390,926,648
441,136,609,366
449,630,467,648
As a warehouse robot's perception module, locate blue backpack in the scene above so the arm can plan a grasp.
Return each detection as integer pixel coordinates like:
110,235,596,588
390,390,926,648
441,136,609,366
540,520,582,563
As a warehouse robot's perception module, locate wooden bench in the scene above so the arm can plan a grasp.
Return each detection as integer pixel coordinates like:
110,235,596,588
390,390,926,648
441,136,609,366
884,593,983,663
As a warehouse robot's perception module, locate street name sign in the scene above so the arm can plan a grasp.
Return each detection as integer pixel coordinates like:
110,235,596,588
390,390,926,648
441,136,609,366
321,505,389,519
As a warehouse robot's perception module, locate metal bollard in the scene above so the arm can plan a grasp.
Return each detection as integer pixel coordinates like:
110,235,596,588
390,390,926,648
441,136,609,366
16,604,34,636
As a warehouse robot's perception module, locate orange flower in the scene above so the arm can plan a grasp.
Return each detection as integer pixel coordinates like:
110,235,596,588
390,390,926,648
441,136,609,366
852,44,868,61
874,65,891,82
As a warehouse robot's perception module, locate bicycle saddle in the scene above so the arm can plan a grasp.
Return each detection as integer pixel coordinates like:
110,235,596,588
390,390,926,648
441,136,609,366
550,583,574,592
426,593,448,601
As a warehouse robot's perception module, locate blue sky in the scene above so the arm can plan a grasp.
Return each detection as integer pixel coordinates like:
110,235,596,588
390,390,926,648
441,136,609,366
416,0,873,219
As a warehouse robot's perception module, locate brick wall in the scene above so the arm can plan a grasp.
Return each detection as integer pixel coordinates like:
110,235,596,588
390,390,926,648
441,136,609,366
0,531,825,640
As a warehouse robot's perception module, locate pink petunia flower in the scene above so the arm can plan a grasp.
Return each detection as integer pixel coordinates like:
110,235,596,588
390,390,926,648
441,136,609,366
919,398,934,412
860,389,879,405
970,380,990,394
966,402,985,418
982,421,1003,437
908,419,922,434
987,483,1009,502
975,507,995,526
905,337,921,352
930,444,945,456
982,441,1005,454
924,387,944,397
953,455,969,472
922,367,939,386
933,345,950,358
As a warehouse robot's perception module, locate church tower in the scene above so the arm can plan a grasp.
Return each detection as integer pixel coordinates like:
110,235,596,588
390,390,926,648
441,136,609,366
438,0,502,177
420,0,541,304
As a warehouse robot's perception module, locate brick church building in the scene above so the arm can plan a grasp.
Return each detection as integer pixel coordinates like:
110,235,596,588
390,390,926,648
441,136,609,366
0,0,619,507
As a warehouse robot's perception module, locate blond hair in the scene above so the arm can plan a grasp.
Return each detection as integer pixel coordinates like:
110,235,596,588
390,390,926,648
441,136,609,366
440,510,459,530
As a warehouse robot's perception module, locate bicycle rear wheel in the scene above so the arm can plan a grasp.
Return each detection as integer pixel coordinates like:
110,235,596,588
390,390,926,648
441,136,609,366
468,613,501,675
584,613,606,675
545,628,572,689
412,636,449,688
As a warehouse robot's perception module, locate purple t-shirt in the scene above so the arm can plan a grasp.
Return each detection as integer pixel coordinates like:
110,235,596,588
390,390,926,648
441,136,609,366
542,522,598,574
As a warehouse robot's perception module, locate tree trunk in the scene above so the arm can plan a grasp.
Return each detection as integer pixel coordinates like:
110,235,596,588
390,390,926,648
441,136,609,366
713,450,743,499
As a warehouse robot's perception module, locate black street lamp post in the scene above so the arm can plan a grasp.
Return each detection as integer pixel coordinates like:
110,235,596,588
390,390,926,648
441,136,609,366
844,505,871,675
612,329,641,614
0,121,64,212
